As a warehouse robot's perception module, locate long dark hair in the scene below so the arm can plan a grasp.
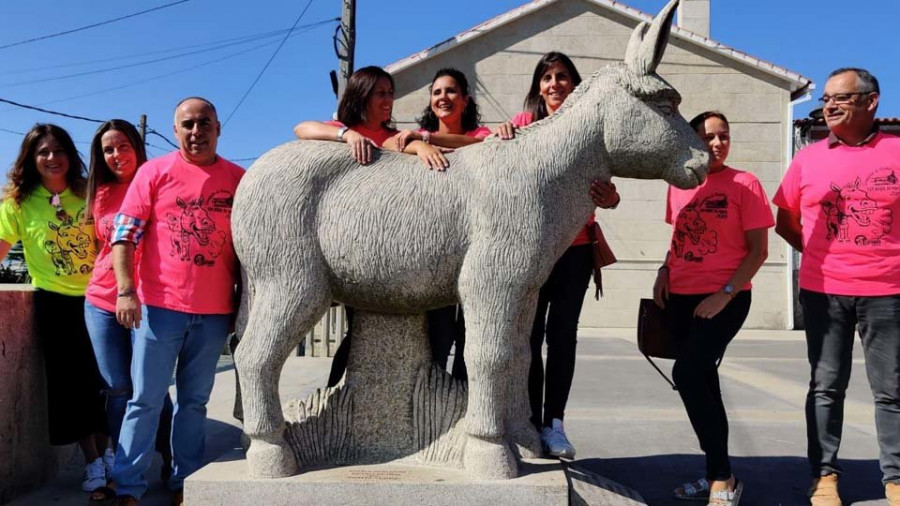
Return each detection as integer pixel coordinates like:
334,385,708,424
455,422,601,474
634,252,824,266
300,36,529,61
416,68,482,133
3,124,86,205
85,119,147,222
523,52,583,122
337,66,395,129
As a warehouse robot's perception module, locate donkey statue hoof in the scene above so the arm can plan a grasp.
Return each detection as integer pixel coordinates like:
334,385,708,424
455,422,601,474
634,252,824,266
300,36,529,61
464,435,518,480
509,423,542,459
246,436,299,478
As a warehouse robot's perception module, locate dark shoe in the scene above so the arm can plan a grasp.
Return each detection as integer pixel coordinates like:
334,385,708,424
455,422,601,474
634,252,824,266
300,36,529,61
674,477,711,501
88,490,138,506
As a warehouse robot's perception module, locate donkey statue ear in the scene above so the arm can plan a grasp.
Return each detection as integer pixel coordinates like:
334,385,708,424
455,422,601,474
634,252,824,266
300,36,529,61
625,0,680,76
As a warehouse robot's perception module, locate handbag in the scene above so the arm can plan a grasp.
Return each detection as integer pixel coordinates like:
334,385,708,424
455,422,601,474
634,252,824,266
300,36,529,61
586,222,617,299
637,298,678,389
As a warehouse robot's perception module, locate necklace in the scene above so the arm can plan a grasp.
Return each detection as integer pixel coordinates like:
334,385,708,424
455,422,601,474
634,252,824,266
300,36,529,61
49,192,69,222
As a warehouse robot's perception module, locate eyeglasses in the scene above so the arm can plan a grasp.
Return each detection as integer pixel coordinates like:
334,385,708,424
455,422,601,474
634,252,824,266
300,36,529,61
818,92,873,105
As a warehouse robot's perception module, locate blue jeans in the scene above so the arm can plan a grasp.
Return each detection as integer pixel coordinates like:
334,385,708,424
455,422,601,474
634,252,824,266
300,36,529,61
84,301,174,450
800,289,900,485
111,305,230,498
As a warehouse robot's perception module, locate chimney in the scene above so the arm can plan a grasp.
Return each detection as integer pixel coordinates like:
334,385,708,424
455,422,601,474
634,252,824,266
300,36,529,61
677,0,710,38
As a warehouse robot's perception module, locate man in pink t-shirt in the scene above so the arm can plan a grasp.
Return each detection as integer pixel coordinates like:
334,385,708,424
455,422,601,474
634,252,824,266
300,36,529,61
774,68,900,504
105,97,244,504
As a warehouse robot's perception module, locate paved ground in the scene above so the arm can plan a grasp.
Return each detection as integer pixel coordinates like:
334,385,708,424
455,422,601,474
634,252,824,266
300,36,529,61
8,328,889,505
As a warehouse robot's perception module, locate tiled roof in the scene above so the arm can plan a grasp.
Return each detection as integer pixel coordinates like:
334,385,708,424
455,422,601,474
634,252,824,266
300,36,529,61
385,0,812,97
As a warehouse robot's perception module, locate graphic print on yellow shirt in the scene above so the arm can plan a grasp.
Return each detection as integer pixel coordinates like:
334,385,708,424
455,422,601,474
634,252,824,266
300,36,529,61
0,187,95,295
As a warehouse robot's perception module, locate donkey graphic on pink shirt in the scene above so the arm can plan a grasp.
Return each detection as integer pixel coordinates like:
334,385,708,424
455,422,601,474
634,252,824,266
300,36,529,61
165,195,227,265
824,177,892,244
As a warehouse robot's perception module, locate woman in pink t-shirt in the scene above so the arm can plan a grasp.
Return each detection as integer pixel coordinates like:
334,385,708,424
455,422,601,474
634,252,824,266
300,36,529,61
82,120,173,497
495,51,620,459
293,65,450,170
654,111,774,504
393,67,490,381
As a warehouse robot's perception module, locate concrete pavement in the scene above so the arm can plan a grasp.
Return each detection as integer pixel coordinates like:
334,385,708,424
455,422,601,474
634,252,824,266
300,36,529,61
7,328,890,505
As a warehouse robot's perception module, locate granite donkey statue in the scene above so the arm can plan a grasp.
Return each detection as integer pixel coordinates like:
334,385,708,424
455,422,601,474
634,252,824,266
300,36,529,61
232,0,707,480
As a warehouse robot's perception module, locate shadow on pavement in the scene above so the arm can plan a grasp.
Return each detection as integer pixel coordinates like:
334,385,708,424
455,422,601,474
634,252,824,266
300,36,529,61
575,455,884,505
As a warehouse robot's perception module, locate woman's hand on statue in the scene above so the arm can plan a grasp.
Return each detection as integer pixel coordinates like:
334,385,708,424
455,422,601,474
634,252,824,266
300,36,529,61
116,293,142,330
590,180,620,209
653,268,669,308
416,143,451,171
693,292,731,319
495,122,517,140
344,130,379,165
394,129,422,151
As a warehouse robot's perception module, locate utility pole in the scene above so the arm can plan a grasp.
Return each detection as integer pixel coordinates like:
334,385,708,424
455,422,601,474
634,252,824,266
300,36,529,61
138,114,147,144
334,0,355,101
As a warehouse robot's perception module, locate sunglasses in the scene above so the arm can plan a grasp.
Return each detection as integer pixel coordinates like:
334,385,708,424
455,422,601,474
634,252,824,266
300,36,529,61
49,193,70,222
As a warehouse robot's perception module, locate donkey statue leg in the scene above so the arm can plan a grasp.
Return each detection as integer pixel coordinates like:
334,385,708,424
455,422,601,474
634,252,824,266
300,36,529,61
458,268,527,479
505,290,543,459
235,269,332,478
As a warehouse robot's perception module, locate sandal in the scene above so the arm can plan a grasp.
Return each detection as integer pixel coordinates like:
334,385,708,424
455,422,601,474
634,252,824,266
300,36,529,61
707,479,743,506
674,478,710,501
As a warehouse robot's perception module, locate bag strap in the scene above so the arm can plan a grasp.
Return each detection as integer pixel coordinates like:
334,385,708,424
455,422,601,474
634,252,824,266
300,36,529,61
641,352,724,391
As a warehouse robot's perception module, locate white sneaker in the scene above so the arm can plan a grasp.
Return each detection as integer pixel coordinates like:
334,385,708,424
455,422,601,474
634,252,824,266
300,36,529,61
103,448,116,478
82,457,106,492
541,418,576,458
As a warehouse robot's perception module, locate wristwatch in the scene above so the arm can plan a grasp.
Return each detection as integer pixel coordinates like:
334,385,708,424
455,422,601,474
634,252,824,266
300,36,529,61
336,126,350,141
721,283,735,299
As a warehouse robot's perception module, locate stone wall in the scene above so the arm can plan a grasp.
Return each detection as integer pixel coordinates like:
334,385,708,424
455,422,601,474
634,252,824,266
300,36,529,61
390,0,795,329
0,285,55,504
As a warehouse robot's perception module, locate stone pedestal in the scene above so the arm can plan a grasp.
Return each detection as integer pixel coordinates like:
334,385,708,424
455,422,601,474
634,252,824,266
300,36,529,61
185,453,568,506
0,285,56,503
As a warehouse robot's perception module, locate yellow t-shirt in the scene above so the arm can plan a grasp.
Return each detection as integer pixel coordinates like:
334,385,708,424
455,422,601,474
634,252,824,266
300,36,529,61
0,186,96,296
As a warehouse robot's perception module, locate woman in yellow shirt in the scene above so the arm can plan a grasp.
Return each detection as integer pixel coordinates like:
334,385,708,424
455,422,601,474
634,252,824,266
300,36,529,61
0,124,108,493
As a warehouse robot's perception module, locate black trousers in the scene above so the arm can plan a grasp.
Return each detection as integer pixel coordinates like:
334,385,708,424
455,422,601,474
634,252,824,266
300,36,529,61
529,244,593,429
327,305,466,387
33,289,107,445
668,291,751,481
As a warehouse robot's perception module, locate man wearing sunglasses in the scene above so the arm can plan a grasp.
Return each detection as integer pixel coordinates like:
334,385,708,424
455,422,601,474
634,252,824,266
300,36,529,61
774,68,900,506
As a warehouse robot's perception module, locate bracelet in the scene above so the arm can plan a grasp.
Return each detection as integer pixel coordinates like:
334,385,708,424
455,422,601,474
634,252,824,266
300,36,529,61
336,126,349,141
117,289,136,298
421,131,431,144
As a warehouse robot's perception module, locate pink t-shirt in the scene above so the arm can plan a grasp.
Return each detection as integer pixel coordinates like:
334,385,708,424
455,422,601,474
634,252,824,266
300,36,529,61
325,120,397,148
418,126,491,139
512,111,594,246
773,132,900,296
665,167,774,294
117,152,245,314
86,182,137,312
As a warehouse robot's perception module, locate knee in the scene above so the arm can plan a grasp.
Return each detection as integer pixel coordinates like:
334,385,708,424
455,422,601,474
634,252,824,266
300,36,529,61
672,360,703,389
106,385,133,401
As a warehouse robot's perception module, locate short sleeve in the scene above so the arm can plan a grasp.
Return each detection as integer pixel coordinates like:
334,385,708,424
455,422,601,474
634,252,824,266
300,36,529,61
740,178,775,231
773,156,802,212
117,163,156,221
0,198,21,244
511,112,534,128
664,186,674,225
467,126,492,139
324,120,345,128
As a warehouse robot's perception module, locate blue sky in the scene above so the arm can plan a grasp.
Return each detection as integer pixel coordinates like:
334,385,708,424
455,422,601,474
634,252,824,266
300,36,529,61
1,0,898,169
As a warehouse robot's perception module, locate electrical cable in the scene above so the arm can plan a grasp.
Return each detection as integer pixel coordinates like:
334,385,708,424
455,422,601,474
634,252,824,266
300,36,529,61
0,21,335,112
147,129,179,150
0,97,103,123
0,1,191,51
222,0,316,127
0,18,339,88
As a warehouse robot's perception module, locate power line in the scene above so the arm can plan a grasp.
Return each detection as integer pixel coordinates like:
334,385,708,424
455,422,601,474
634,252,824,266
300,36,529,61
0,21,335,112
0,97,103,123
0,127,24,136
147,128,179,150
0,18,339,88
0,1,191,51
222,0,316,127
